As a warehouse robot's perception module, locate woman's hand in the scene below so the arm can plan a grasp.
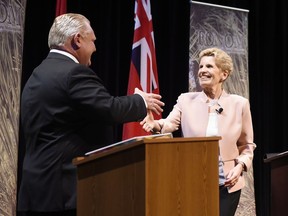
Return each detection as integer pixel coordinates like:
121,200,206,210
140,110,161,133
224,163,244,187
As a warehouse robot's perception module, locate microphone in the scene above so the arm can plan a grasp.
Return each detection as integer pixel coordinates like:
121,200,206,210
216,107,223,114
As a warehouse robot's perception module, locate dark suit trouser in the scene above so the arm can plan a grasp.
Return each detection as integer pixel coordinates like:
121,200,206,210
20,210,76,216
220,186,241,216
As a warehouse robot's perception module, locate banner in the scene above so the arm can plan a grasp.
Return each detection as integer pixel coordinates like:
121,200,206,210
189,1,255,215
189,1,249,99
0,0,26,215
122,0,161,140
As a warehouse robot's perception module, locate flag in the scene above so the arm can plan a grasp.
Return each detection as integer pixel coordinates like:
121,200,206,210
122,0,161,140
55,0,67,17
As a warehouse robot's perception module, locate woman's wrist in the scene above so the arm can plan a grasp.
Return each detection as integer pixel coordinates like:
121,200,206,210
237,161,246,171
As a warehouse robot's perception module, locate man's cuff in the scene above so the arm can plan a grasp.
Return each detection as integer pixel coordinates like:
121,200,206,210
135,92,147,108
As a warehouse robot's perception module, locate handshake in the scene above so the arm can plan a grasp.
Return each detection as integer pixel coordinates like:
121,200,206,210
134,87,165,115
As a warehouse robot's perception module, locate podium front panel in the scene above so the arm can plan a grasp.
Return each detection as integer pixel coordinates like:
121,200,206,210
74,137,220,216
145,139,219,215
264,152,288,216
76,145,146,215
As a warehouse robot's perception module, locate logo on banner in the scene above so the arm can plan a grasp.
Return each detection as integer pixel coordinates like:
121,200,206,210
0,1,23,32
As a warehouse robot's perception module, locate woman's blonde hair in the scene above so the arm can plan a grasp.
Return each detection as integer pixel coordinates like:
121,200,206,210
199,47,233,75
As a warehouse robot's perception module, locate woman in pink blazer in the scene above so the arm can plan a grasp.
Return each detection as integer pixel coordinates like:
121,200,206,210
141,47,256,216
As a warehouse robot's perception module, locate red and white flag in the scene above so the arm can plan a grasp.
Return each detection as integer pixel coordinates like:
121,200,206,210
55,0,67,17
122,0,161,140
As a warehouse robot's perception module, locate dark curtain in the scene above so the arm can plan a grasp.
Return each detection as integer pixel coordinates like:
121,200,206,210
18,0,288,215
248,1,288,215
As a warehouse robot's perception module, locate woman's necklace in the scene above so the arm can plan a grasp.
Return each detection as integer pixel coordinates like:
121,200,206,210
208,90,223,114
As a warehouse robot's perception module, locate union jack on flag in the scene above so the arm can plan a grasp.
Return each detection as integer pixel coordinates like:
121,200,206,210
122,0,161,140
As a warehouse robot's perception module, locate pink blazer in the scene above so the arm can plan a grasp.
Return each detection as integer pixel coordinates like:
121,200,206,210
158,90,256,192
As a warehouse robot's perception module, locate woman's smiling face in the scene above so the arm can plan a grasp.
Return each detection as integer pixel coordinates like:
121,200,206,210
198,56,227,89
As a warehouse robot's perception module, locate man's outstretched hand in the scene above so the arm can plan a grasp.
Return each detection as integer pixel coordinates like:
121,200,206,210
134,87,164,115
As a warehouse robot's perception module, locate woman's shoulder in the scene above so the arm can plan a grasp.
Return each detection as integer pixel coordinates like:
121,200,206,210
179,91,202,98
227,93,249,102
224,93,250,108
176,91,204,103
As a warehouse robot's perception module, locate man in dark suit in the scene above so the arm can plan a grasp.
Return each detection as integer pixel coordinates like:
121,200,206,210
17,13,164,216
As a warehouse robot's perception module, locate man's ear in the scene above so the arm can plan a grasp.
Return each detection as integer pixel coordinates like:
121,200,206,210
71,41,79,50
71,34,80,50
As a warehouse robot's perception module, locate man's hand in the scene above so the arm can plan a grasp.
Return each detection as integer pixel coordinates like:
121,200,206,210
134,88,164,115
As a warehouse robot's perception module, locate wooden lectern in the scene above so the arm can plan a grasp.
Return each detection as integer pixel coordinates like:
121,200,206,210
73,136,220,216
264,151,288,216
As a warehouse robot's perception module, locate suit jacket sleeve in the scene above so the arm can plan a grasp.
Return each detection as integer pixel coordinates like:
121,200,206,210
67,64,146,123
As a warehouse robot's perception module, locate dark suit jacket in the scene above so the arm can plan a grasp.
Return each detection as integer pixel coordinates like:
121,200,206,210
18,52,146,211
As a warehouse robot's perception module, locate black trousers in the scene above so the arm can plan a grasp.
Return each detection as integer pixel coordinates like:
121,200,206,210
220,186,241,216
20,209,76,216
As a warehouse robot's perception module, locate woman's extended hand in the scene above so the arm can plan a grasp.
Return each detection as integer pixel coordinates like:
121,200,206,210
140,110,161,133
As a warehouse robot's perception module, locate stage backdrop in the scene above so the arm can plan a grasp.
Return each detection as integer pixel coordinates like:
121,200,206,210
0,0,26,215
189,1,255,215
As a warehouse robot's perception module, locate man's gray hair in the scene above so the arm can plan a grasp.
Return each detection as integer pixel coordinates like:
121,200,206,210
48,13,90,49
